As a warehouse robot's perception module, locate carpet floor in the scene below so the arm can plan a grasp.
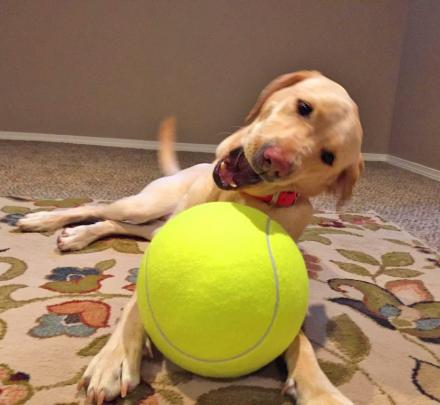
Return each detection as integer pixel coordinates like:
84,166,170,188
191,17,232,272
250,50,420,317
1,140,440,404
1,197,439,404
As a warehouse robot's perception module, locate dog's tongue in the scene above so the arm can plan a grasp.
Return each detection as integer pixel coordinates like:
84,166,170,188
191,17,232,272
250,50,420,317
213,147,262,190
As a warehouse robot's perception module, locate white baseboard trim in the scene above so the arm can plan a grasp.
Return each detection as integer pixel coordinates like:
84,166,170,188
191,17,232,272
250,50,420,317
1,131,438,181
362,153,387,162
0,130,217,153
386,155,440,182
361,152,440,181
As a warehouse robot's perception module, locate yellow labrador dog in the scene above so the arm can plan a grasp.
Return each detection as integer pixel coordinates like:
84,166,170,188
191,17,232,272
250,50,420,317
18,70,363,404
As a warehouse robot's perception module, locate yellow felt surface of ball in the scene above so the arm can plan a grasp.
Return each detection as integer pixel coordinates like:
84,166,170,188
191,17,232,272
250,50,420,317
136,202,308,378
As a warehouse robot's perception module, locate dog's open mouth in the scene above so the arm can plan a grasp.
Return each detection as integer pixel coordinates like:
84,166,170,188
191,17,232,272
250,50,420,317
213,147,262,190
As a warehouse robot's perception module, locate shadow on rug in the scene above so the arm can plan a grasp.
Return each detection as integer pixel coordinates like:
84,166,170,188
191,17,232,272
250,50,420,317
0,197,439,404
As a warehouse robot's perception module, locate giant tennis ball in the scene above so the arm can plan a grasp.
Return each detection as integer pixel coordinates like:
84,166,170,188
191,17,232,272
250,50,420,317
137,202,308,378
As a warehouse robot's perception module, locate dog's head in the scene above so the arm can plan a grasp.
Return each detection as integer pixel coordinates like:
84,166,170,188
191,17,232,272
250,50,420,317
213,71,363,205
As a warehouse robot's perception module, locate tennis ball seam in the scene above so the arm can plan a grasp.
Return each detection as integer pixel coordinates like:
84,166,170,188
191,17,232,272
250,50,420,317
145,216,281,363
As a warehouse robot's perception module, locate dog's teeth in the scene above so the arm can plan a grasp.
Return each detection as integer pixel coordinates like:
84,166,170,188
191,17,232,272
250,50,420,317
220,161,226,170
230,181,237,188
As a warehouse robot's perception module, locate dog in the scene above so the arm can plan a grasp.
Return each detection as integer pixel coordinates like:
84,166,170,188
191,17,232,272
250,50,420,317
18,70,363,404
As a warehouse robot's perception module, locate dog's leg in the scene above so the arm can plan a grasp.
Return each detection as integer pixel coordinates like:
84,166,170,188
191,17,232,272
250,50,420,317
284,332,353,405
17,194,169,233
79,294,146,404
56,220,163,251
17,167,206,233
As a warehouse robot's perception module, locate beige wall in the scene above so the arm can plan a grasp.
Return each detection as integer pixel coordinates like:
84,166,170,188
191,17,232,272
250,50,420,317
0,1,407,153
390,0,440,170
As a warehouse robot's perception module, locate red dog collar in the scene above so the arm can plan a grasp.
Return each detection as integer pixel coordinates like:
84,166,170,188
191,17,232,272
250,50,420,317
245,191,299,208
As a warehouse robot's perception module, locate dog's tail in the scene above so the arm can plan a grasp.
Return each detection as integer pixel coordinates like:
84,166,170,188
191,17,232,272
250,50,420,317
157,116,180,176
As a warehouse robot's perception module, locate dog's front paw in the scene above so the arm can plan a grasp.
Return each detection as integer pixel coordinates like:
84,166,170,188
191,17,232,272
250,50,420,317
57,226,95,251
283,377,353,405
281,377,297,398
290,380,353,405
78,336,143,404
17,211,63,232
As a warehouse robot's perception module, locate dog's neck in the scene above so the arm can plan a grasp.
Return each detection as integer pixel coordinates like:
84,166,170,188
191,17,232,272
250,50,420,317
242,191,299,207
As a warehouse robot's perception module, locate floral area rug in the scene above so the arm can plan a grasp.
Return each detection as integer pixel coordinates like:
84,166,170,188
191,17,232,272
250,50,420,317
0,196,439,405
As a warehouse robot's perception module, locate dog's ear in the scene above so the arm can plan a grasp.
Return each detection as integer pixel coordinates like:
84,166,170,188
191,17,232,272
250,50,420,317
329,154,364,209
245,70,320,125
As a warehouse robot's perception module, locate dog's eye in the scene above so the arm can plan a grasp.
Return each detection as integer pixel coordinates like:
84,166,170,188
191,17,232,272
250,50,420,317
321,150,335,166
297,100,313,117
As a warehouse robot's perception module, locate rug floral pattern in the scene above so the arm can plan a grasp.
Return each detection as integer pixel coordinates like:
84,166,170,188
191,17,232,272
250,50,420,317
0,197,439,405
